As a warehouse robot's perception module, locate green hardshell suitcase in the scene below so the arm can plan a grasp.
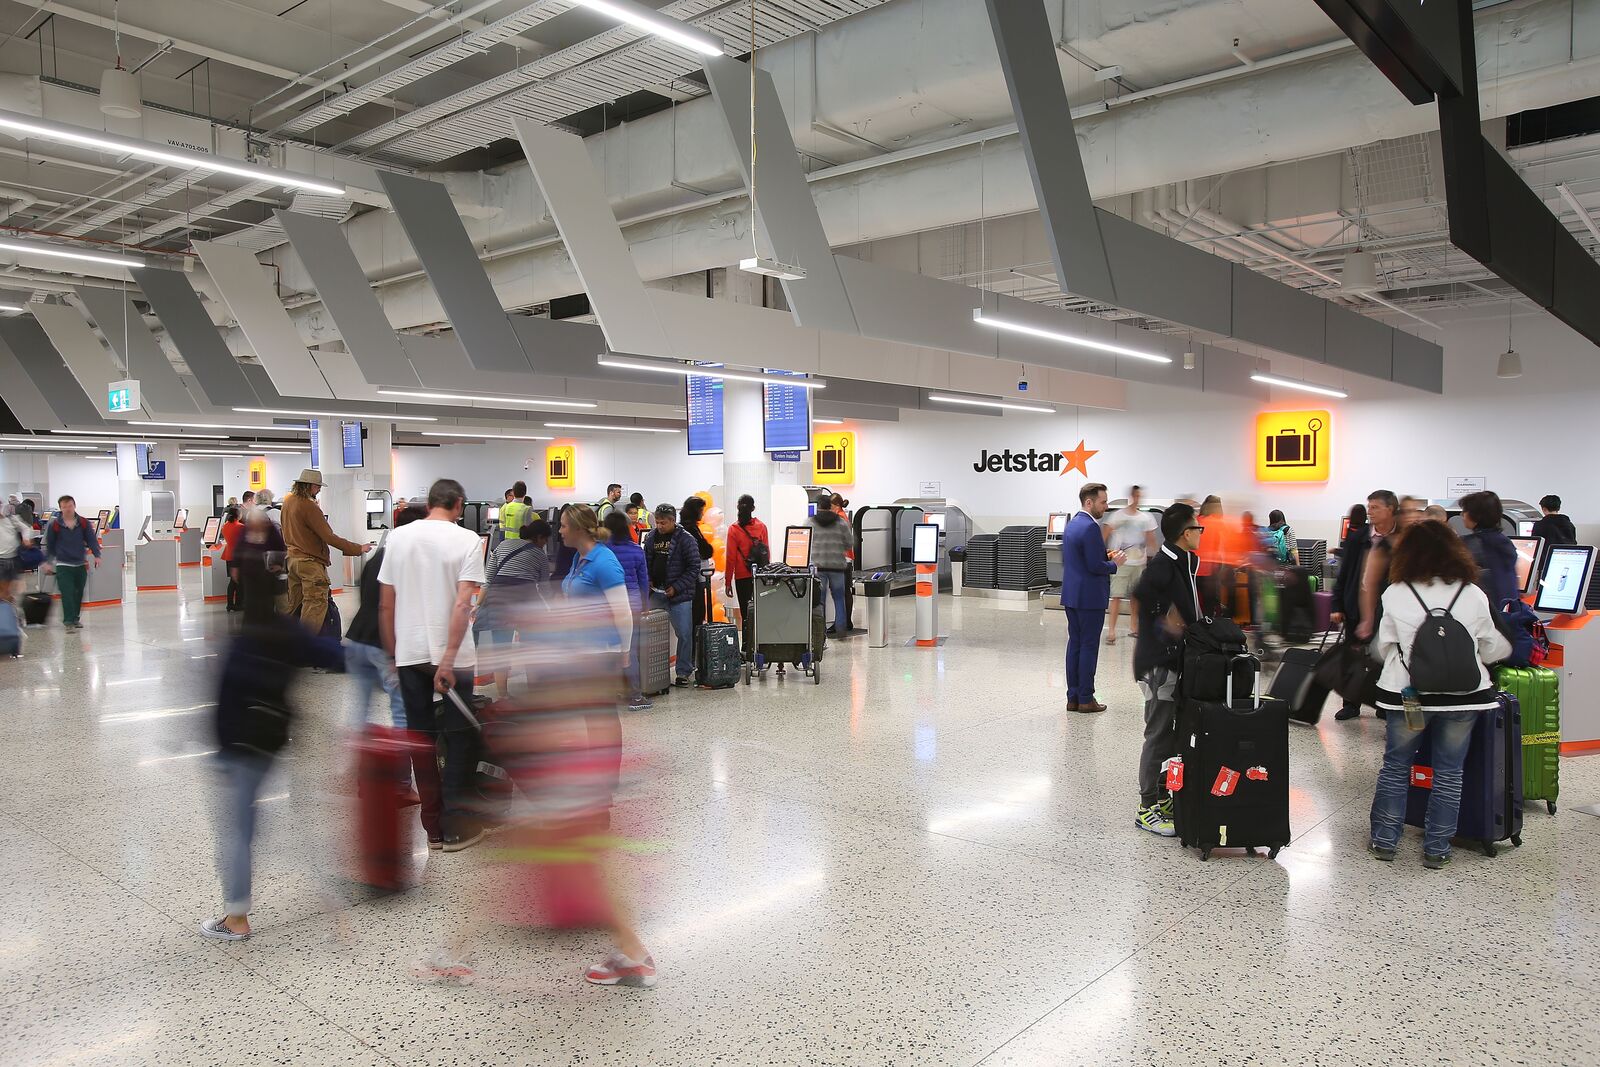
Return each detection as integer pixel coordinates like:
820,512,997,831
1496,666,1560,814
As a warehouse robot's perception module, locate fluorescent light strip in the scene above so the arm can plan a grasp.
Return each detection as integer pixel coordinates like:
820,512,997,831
971,309,1173,364
572,0,727,57
813,417,845,425
544,422,680,434
1250,373,1348,399
45,430,236,441
927,393,1057,414
0,109,345,196
0,443,99,450
234,407,437,422
0,236,144,269
0,303,26,312
599,354,827,389
183,450,306,457
377,388,596,409
129,420,311,432
422,432,555,442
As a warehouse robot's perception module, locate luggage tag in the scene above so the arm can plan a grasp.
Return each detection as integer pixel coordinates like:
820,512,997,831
1245,765,1269,782
1163,756,1184,793
1211,766,1241,797
1410,765,1434,789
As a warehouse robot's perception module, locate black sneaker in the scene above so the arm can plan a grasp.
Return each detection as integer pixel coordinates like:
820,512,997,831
442,829,485,853
1368,843,1397,862
1334,705,1361,721
1423,852,1452,870
672,676,692,688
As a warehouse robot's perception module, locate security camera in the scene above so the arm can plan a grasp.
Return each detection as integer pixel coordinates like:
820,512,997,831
1018,375,1030,392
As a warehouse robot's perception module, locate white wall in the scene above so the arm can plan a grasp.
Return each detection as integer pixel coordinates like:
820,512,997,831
44,454,119,513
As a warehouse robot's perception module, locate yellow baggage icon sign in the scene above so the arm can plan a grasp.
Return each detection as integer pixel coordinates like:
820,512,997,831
1256,410,1330,482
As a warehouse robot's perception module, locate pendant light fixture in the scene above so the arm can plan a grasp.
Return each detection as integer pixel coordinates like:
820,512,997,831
98,2,142,119
1497,298,1522,379
1340,248,1378,294
738,1,804,281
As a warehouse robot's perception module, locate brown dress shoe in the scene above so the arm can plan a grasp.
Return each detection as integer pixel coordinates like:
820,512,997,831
1075,701,1108,713
1066,701,1080,711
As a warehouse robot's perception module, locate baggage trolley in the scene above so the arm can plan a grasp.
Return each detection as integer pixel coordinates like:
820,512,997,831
747,566,822,685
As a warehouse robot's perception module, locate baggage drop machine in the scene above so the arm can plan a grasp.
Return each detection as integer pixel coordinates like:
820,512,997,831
1043,511,1071,611
853,504,921,593
892,499,971,593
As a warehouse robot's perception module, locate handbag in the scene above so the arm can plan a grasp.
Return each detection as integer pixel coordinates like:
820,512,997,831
235,699,293,755
1313,637,1380,703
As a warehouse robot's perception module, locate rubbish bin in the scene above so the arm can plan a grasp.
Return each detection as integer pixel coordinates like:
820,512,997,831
859,574,891,648
949,547,966,598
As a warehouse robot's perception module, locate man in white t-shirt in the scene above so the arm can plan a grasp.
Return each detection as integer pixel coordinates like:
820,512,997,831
379,477,487,852
1103,485,1159,644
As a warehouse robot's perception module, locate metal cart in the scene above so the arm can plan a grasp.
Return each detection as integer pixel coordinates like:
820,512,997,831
746,565,823,685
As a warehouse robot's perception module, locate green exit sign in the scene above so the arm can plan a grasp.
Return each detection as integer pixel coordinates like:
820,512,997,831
107,378,139,415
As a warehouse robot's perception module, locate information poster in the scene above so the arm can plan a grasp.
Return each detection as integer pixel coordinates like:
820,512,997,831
762,368,811,453
686,368,725,456
309,419,319,468
341,421,364,469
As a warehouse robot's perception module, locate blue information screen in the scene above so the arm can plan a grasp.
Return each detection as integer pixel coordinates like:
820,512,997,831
761,368,811,453
686,368,724,456
341,421,364,469
309,418,319,469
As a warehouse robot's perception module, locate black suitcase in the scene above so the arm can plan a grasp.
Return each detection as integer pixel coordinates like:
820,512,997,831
20,590,51,626
1405,692,1523,857
1276,566,1315,643
1270,645,1329,725
1181,616,1256,702
1174,656,1291,861
695,621,741,689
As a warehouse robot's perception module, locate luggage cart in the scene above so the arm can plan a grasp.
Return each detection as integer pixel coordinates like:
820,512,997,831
747,565,823,685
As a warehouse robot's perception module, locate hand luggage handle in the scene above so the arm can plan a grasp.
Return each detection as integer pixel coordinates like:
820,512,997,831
1223,652,1262,709
442,687,483,731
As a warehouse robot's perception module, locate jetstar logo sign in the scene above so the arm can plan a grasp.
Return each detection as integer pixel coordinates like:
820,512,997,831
973,440,1098,476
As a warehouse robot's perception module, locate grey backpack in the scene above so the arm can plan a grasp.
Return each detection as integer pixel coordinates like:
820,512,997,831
1401,583,1481,692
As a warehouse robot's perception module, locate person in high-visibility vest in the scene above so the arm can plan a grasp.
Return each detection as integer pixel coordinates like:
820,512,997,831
595,483,623,521
500,481,529,540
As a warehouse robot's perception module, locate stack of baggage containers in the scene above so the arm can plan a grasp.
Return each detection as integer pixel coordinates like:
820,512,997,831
1298,538,1331,587
962,534,999,590
996,525,1047,591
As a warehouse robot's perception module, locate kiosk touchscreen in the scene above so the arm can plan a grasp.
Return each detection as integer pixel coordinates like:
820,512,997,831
487,505,501,523
1047,513,1070,537
783,526,812,568
912,522,940,565
84,517,99,536
201,515,222,547
97,508,111,530
1533,544,1596,616
174,508,189,530
1509,536,1543,597
1518,520,1536,537
1340,516,1351,541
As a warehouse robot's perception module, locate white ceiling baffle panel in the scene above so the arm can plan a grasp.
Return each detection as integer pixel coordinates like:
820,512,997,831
512,118,671,357
30,301,152,418
74,288,202,414
193,240,335,399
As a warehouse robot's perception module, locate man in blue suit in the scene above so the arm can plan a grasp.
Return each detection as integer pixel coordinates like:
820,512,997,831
1060,482,1126,712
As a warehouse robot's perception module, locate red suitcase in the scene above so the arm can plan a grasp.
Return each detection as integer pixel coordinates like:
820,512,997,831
353,724,420,891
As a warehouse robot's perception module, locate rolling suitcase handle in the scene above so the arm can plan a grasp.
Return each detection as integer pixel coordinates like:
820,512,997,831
1224,652,1263,709
442,687,483,731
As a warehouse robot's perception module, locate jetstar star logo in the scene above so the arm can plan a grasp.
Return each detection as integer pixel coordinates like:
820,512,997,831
973,440,1098,475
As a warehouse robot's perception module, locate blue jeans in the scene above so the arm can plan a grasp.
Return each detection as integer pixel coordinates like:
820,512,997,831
1064,607,1106,703
820,569,849,633
1370,709,1479,856
214,749,274,915
652,593,694,680
344,641,405,729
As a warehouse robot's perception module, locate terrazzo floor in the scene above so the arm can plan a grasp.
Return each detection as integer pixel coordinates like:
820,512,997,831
2,571,1598,1066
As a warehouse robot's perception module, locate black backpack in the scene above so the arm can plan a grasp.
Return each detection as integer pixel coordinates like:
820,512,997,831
1401,583,1481,692
1181,616,1257,703
738,524,770,568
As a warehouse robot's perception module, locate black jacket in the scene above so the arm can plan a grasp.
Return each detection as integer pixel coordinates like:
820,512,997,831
1331,525,1373,623
1466,528,1519,606
214,614,313,752
1131,542,1201,680
1532,513,1577,546
345,547,384,648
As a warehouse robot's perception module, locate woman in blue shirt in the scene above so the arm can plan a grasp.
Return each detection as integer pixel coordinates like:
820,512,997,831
560,504,634,666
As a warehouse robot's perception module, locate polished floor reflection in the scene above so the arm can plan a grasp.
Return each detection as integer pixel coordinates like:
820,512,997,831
2,578,1598,1066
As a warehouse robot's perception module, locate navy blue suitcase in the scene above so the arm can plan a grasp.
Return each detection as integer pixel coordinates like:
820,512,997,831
1405,692,1523,857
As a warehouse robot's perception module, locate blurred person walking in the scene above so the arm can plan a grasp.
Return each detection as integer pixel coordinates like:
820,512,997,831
1103,486,1157,644
1368,521,1511,869
603,510,652,709
479,517,552,700
43,496,101,630
0,500,33,602
1265,510,1299,566
200,563,314,941
282,469,370,636
379,479,488,853
345,505,418,745
1060,483,1126,712
1331,490,1397,721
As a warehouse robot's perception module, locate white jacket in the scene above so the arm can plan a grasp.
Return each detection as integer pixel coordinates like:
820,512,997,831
0,514,31,558
1373,578,1511,701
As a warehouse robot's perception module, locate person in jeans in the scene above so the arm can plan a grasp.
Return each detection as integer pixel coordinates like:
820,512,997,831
680,496,715,633
1368,520,1511,870
1129,504,1204,838
724,494,770,655
808,505,853,637
220,506,245,612
199,562,313,941
282,469,370,635
1104,486,1158,645
43,495,101,629
642,503,701,687
344,506,420,797
602,510,652,709
379,479,487,853
0,500,32,603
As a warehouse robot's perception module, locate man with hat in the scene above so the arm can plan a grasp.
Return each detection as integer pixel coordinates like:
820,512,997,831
282,468,370,634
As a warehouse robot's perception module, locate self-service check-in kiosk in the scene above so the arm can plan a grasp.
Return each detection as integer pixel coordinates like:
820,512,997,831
1533,544,1600,752
1043,512,1071,611
176,507,204,567
83,510,124,608
135,490,179,591
201,515,230,602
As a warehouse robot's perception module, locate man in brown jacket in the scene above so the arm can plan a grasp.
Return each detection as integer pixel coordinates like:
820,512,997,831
282,468,369,634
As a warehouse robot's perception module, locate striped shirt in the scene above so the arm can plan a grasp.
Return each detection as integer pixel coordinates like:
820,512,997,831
487,539,548,584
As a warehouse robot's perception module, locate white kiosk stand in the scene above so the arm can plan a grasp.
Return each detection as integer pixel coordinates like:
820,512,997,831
134,491,179,592
199,516,229,603
83,527,124,607
911,522,943,648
